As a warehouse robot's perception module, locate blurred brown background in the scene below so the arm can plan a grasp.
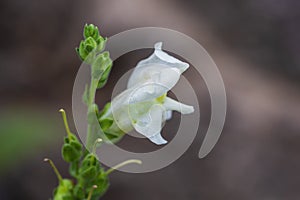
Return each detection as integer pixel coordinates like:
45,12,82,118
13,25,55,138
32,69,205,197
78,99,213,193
1,0,300,199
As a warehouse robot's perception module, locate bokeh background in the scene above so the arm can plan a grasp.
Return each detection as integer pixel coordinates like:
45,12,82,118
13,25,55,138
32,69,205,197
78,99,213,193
1,0,300,199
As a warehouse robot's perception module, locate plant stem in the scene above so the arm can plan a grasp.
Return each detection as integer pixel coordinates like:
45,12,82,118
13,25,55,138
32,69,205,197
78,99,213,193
86,76,100,150
105,159,142,175
44,158,63,183
87,185,98,200
59,109,72,138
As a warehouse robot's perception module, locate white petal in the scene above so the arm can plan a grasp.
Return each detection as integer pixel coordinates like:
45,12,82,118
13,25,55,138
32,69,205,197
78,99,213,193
127,68,180,103
163,97,194,114
154,42,189,73
127,42,189,88
148,132,167,145
102,88,134,119
133,104,164,138
164,110,172,120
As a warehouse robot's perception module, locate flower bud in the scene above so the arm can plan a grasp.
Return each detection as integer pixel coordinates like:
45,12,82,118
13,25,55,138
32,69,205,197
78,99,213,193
91,51,112,80
73,184,85,199
76,37,97,62
90,172,109,198
53,179,74,200
62,134,82,163
84,24,99,40
83,24,106,52
79,154,101,181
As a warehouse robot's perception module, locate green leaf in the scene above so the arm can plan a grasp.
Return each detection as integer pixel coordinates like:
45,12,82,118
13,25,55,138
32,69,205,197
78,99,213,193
99,119,113,131
103,130,125,143
85,37,97,51
96,37,106,52
97,62,112,89
78,40,88,60
69,161,79,178
98,102,111,118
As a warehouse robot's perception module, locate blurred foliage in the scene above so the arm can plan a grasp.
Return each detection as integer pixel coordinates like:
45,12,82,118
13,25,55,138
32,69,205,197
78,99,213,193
0,106,61,173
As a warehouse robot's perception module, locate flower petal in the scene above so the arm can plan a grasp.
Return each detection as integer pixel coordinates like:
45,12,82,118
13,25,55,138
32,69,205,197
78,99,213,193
133,104,164,138
127,42,189,88
164,110,172,120
154,42,189,73
163,97,194,114
127,67,180,104
148,132,167,145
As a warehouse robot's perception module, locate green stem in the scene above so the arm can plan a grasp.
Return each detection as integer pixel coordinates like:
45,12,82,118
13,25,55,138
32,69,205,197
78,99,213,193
86,76,100,150
44,158,63,183
59,109,72,138
92,138,103,154
87,185,98,200
105,159,142,175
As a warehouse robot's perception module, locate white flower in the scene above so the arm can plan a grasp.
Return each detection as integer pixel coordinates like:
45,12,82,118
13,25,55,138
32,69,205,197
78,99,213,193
100,42,194,145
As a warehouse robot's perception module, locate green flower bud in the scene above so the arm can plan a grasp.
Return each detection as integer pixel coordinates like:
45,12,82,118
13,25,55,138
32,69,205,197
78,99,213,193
84,24,99,40
53,179,73,200
84,37,98,52
79,154,101,181
76,37,97,62
83,24,106,52
73,184,85,199
83,24,107,53
62,134,82,163
96,37,106,52
91,51,112,80
89,173,109,199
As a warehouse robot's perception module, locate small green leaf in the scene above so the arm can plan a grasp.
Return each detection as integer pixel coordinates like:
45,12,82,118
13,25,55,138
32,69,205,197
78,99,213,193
98,102,111,118
103,130,125,143
97,63,112,89
78,40,88,60
69,161,79,178
84,37,97,52
96,37,106,52
99,119,113,131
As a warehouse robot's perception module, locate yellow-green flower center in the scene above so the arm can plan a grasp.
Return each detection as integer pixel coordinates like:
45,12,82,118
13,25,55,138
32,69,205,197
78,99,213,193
156,93,167,104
